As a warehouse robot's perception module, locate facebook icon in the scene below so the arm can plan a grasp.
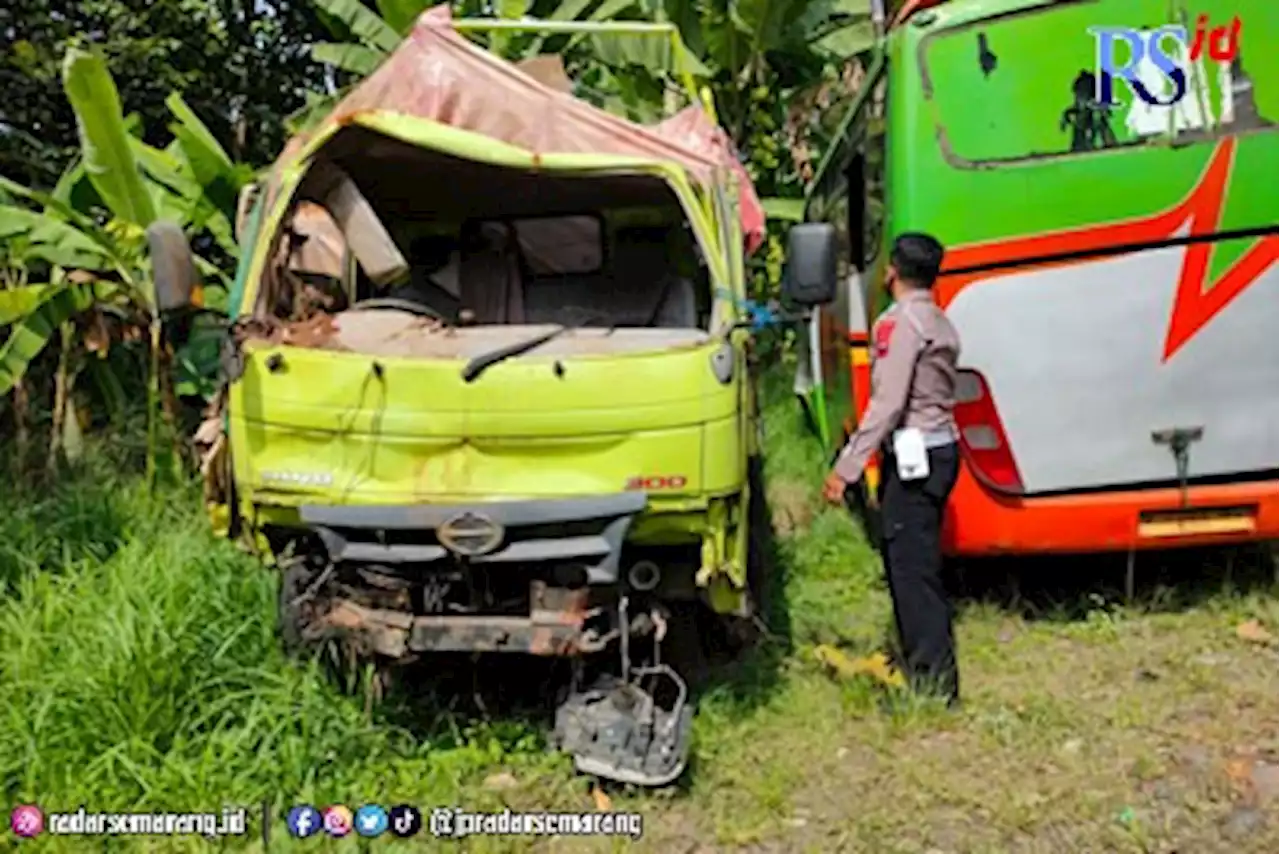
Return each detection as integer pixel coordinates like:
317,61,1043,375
287,805,321,838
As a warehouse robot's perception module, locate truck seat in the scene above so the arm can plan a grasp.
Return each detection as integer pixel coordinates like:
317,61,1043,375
522,227,699,328
458,223,525,324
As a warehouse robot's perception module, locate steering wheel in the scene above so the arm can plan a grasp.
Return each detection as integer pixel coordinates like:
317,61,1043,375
349,297,449,323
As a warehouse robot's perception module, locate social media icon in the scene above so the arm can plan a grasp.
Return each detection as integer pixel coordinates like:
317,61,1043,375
354,804,388,837
388,805,422,838
10,805,44,838
286,805,321,838
322,805,353,837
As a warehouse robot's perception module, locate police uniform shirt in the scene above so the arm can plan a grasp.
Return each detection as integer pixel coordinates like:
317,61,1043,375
834,288,962,483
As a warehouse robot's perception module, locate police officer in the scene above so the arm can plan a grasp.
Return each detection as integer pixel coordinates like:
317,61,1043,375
823,232,963,706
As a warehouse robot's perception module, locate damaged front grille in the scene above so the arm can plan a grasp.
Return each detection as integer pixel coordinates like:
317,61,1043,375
302,493,645,584
294,493,647,656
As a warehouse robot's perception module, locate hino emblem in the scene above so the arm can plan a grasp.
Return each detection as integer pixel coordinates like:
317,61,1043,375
437,511,504,557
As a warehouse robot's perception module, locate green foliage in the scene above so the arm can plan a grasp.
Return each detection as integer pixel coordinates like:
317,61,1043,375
0,0,332,190
63,47,159,230
377,0,434,34
0,461,566,819
310,0,402,52
310,42,386,75
2,47,253,479
0,282,104,397
0,206,115,272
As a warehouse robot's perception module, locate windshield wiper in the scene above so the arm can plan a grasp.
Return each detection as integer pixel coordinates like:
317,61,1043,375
460,324,570,383
460,310,620,384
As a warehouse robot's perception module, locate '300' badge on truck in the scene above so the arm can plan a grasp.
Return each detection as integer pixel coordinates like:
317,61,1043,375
626,475,688,490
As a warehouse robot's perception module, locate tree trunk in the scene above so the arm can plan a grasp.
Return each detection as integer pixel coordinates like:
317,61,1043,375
47,323,72,472
12,380,29,479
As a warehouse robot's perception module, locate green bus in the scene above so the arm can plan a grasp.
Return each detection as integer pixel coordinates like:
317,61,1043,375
799,0,1278,556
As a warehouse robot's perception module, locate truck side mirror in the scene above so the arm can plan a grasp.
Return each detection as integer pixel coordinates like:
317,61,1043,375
146,220,200,313
782,223,838,307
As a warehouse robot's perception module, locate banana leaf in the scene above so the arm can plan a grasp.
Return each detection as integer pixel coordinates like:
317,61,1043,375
62,47,158,228
376,0,432,34
50,158,105,219
130,140,237,256
0,206,114,271
0,284,55,326
761,197,806,222
285,90,346,136
0,177,125,266
587,31,712,78
164,93,234,173
490,0,530,58
0,282,102,396
311,42,386,75
310,0,402,53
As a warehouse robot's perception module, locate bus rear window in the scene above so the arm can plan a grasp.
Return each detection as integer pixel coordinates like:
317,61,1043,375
922,0,1276,165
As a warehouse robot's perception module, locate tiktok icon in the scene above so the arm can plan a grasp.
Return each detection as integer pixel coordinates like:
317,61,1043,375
389,805,422,838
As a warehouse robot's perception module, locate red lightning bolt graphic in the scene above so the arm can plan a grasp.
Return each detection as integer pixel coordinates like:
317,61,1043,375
1160,139,1280,360
936,138,1279,362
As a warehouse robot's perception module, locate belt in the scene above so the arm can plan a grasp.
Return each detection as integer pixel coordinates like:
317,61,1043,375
921,429,958,449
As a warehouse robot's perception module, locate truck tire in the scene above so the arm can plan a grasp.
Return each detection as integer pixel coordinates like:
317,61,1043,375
278,562,314,656
712,455,772,657
745,454,773,630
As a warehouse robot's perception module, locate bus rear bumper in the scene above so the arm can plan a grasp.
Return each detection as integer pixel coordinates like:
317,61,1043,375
942,466,1279,556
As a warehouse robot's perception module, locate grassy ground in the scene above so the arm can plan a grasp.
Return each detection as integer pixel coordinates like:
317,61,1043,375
1,374,1276,853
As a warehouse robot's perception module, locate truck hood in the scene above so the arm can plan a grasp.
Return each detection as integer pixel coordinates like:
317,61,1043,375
226,323,741,501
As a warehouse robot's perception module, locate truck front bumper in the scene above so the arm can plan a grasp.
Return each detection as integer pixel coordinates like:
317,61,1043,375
315,581,591,657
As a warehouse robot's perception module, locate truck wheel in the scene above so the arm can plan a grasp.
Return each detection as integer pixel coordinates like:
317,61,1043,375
709,456,772,658
279,562,316,655
745,455,773,631
279,562,363,694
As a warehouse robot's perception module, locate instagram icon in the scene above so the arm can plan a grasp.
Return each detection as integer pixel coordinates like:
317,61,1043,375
10,805,44,838
322,805,353,837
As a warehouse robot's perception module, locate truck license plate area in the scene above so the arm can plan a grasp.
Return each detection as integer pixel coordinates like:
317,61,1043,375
1138,505,1258,538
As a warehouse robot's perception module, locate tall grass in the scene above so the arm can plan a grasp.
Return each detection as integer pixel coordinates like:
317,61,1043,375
0,366,884,838
0,452,568,845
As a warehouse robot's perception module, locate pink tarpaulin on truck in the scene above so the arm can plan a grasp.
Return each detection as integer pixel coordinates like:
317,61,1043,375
287,4,765,254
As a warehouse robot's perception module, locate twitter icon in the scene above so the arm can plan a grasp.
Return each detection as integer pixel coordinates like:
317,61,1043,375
355,804,389,837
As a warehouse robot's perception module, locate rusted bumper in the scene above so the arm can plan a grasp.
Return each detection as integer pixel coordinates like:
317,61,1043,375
314,582,591,658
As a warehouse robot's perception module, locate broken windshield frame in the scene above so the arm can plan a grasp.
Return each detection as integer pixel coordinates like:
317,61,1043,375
917,1,1275,169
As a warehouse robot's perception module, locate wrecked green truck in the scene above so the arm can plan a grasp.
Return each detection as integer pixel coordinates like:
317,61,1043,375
151,10,842,785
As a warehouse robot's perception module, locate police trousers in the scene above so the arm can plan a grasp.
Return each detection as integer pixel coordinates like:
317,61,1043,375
879,442,961,704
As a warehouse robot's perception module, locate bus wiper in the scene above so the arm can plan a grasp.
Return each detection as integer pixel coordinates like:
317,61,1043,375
460,324,571,384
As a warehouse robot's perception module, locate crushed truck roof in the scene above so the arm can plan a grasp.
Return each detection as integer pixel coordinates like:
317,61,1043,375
278,4,765,253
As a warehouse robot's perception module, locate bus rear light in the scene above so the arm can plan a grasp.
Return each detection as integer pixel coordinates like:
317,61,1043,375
954,369,1024,493
955,371,984,404
961,425,1000,450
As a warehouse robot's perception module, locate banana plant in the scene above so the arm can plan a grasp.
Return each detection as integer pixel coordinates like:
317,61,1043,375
295,0,714,132
0,45,250,478
297,0,874,173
